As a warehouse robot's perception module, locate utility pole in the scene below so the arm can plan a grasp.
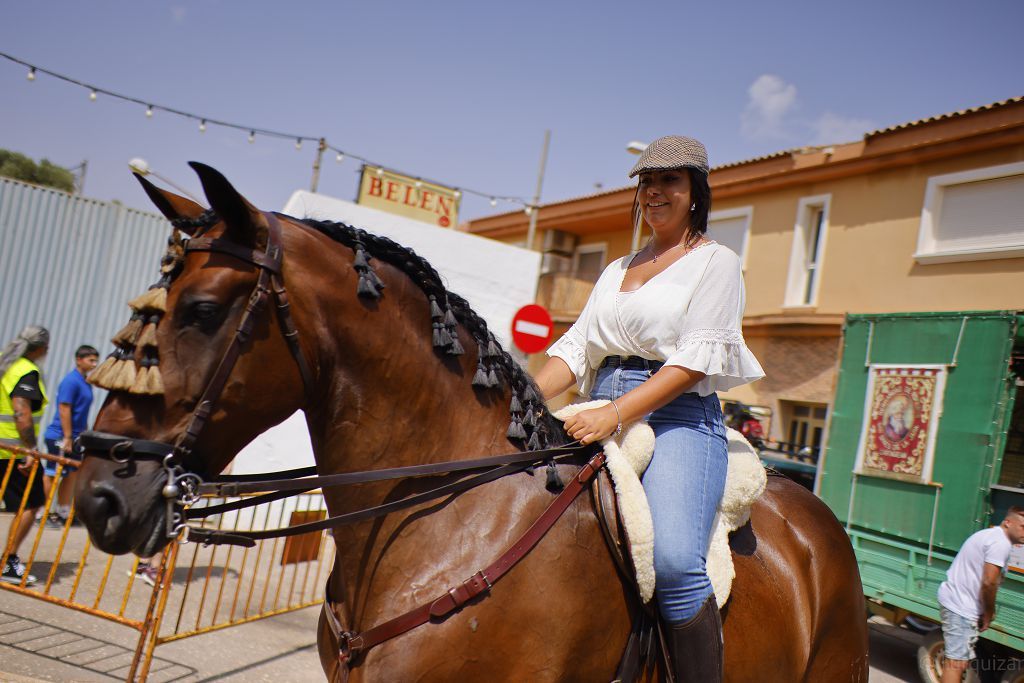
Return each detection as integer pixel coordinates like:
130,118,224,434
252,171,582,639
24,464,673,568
311,138,327,192
524,130,551,252
76,160,87,195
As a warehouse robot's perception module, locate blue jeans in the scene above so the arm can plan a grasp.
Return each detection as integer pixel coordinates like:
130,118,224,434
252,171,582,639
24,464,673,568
940,606,979,661
44,437,79,477
591,364,728,624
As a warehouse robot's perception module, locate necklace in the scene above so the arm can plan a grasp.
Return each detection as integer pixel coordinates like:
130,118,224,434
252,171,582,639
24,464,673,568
651,244,682,263
651,238,703,263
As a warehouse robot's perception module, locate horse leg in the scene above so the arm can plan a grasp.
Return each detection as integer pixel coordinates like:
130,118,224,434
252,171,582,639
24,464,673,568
721,477,868,682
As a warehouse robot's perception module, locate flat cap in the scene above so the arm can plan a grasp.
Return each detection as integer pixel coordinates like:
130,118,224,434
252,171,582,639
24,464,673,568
628,135,709,178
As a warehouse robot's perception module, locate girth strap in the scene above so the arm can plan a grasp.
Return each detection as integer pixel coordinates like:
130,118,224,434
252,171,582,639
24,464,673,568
326,450,607,668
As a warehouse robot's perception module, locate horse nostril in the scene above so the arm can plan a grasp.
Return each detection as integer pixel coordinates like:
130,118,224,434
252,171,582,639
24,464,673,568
80,484,128,543
92,487,116,519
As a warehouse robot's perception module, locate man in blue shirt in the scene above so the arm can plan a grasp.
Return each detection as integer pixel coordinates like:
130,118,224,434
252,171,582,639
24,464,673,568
42,345,98,527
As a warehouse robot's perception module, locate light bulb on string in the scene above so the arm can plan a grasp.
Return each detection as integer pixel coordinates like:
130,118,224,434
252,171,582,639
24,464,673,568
89,89,97,101
415,180,423,189
145,105,153,118
295,138,303,150
335,152,344,163
375,168,383,177
490,198,497,207
453,190,462,200
524,206,533,216
248,131,255,144
198,119,207,133
26,68,36,82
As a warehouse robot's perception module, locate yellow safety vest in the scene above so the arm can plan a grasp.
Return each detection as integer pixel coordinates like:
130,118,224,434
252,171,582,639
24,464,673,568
0,357,48,459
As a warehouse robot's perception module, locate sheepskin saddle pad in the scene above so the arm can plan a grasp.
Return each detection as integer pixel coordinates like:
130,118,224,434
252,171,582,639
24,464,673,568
553,400,767,606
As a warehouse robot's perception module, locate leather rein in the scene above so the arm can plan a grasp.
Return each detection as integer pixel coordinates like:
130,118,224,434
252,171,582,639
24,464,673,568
77,211,606,670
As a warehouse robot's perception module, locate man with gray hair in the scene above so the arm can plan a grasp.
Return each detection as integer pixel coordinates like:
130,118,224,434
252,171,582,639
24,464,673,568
0,325,50,585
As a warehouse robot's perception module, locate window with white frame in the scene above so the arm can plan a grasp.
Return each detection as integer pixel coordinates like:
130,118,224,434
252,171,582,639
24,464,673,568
784,194,830,307
707,207,752,265
915,161,1024,264
573,243,606,282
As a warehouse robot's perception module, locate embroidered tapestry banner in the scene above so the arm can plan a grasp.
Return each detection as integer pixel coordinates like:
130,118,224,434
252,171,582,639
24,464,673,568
854,365,947,483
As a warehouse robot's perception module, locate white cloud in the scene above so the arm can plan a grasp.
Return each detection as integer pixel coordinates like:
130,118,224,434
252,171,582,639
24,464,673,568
741,74,798,141
812,112,875,144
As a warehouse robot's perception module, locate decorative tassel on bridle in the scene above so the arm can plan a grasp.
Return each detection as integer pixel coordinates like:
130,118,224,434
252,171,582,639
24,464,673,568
90,229,187,395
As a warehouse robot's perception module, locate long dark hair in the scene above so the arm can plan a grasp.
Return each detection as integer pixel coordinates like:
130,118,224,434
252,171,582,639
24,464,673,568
630,167,712,241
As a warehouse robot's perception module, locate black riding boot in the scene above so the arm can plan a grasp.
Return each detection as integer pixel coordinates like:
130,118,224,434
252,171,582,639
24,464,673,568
666,594,723,682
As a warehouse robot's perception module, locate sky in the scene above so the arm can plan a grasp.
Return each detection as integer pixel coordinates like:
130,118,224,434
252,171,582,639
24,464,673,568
2,1,1022,223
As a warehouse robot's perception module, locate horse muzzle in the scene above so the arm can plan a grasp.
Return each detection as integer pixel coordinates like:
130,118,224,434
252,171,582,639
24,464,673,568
74,447,175,556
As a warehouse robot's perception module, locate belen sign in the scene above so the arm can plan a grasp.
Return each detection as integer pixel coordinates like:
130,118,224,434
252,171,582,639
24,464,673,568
357,165,461,228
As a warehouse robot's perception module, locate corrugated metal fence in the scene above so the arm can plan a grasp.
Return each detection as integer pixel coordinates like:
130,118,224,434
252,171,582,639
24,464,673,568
0,177,170,429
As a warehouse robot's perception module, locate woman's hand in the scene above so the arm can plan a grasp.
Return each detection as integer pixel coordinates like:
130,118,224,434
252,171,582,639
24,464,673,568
562,404,619,445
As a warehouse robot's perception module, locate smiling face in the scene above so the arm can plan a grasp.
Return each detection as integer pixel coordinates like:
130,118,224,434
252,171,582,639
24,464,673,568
638,169,692,238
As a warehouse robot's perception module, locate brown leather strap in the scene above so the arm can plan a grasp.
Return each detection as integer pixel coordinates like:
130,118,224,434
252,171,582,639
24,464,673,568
185,237,282,272
174,211,313,463
271,272,315,392
197,443,589,497
265,212,314,393
175,265,272,461
187,461,529,546
329,451,606,668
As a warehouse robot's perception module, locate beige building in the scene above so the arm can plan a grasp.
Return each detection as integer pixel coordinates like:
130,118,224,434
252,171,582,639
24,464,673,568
465,97,1024,465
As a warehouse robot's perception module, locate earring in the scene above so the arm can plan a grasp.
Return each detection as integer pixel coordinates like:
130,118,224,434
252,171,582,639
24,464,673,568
691,203,696,211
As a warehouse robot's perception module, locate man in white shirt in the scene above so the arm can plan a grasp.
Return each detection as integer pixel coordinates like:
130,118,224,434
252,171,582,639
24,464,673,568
937,507,1024,682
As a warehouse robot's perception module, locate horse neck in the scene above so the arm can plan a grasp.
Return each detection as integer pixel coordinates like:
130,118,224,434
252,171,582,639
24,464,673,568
300,274,535,612
302,274,515,479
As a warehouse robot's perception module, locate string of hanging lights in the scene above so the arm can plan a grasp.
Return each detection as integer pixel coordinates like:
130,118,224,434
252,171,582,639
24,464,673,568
2,51,533,212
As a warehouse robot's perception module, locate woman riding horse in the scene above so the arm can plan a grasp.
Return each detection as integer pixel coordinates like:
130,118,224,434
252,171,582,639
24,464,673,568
74,162,868,681
536,135,763,681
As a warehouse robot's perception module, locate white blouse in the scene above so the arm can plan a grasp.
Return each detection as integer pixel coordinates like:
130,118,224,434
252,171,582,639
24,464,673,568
547,242,764,397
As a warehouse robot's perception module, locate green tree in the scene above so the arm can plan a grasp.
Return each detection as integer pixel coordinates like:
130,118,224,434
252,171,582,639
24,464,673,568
0,149,76,192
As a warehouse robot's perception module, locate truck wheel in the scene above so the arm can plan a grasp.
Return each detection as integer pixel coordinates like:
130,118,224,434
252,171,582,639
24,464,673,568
917,631,980,683
1001,660,1024,683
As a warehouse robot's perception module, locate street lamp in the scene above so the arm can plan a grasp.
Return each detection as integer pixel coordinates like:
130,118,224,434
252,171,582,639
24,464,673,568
626,141,649,252
128,158,203,203
626,141,648,155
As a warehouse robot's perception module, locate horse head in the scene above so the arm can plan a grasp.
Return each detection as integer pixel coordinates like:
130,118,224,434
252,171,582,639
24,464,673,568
75,163,557,558
76,164,317,555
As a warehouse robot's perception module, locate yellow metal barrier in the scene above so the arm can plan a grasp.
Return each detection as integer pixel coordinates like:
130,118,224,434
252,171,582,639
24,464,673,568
0,445,334,681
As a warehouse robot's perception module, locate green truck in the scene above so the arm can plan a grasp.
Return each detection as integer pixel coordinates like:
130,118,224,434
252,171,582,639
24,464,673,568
817,311,1024,683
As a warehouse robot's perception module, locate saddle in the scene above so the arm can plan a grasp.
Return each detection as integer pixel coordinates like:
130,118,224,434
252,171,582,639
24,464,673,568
555,400,767,608
555,401,768,682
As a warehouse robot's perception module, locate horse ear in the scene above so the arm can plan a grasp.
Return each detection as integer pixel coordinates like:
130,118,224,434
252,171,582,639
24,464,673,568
133,173,209,235
188,162,267,248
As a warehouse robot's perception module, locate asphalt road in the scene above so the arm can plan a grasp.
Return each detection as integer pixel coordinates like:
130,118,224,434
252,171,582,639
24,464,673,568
869,618,926,682
0,602,928,682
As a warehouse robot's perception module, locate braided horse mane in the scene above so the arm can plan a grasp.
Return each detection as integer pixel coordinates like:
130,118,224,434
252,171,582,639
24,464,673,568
150,210,564,453
300,216,564,452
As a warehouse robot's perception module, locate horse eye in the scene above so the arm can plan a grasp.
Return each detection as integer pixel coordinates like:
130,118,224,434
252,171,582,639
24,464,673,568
190,302,221,323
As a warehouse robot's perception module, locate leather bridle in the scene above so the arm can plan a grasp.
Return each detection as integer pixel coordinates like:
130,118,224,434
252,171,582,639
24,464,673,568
79,211,316,540
76,211,608,672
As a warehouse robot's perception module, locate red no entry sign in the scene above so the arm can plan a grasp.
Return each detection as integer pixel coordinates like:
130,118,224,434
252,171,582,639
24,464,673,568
511,304,554,354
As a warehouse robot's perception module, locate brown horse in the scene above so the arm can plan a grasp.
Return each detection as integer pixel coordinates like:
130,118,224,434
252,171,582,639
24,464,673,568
75,163,868,682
